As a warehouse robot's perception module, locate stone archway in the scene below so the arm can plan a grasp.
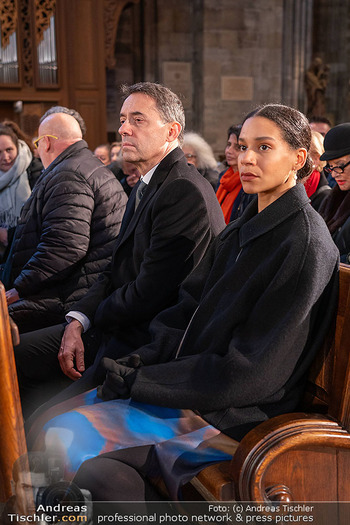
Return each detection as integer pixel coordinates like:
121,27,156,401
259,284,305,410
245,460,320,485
104,0,139,70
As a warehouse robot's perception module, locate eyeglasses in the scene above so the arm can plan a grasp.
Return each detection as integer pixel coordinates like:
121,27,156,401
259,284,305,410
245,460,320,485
324,159,350,175
184,154,197,159
33,135,58,149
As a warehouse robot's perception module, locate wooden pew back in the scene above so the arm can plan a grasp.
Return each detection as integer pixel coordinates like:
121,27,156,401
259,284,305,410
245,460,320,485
304,263,350,427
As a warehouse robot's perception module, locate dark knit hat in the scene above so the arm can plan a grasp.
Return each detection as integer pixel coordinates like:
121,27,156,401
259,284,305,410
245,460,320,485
320,123,350,161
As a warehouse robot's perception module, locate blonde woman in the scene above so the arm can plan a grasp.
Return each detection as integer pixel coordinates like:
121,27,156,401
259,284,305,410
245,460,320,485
304,130,331,210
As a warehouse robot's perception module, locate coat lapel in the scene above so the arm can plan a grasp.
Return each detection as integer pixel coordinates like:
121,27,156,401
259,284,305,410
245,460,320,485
113,147,185,251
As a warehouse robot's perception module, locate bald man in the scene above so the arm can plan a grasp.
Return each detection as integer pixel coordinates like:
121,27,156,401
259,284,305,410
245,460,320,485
5,109,127,333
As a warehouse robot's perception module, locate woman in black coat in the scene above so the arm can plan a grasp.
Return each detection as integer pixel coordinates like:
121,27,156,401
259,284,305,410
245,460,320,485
32,104,339,502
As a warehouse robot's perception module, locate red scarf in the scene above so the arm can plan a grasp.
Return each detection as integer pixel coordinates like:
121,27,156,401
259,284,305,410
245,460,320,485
304,169,321,198
216,167,242,224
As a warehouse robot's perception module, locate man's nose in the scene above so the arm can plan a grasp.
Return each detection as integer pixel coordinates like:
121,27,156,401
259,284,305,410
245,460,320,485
118,120,131,135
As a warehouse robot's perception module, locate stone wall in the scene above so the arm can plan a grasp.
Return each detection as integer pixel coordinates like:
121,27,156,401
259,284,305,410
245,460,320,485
107,0,350,159
201,0,284,155
149,0,286,157
312,0,350,126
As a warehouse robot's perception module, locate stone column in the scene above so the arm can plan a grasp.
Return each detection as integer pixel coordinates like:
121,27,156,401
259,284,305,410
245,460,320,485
281,0,313,112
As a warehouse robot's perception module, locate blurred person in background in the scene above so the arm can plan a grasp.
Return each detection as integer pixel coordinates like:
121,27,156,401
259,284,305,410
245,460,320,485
0,123,33,261
94,144,111,165
309,115,331,137
107,154,141,196
110,142,122,162
216,124,255,223
182,131,219,190
120,158,141,195
303,130,331,210
2,120,44,190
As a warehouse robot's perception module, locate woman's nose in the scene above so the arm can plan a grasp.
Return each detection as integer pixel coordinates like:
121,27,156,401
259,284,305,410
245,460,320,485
240,149,256,164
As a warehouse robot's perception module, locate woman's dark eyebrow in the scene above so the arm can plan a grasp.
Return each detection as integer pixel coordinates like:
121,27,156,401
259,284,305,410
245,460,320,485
239,135,277,142
254,136,277,141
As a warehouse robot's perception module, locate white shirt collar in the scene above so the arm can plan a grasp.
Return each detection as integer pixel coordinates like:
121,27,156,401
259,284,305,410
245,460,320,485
140,164,158,185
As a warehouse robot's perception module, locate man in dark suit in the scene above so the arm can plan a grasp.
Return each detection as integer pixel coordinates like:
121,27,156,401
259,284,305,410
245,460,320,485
16,82,225,419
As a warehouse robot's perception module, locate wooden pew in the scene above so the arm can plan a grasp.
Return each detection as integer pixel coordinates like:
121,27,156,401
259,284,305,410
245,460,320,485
0,282,27,503
188,263,350,502
1,263,350,504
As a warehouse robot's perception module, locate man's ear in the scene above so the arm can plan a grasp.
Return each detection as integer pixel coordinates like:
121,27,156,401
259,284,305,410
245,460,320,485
167,122,181,143
43,135,53,153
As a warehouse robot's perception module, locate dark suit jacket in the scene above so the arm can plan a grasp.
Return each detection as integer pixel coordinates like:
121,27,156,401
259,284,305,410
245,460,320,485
73,147,225,348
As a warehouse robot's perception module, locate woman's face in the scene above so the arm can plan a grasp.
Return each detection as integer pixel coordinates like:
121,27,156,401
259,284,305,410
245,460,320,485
225,133,240,170
182,145,198,167
238,116,306,211
110,145,121,163
326,155,350,191
0,135,18,172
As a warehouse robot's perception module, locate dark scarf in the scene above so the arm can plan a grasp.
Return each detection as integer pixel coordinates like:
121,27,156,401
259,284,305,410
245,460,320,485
319,185,350,234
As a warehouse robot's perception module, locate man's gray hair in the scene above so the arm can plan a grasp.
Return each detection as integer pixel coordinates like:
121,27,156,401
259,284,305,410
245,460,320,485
120,82,185,145
40,106,87,136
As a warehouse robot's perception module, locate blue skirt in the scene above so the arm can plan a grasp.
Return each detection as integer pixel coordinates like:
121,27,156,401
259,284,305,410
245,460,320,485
36,389,235,499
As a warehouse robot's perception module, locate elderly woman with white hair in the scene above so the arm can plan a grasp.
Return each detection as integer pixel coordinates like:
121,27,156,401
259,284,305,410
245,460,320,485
182,131,219,189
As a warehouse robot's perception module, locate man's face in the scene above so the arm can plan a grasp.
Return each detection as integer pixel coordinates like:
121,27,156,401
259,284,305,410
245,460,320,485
309,121,330,137
118,93,173,174
94,146,110,165
14,471,49,515
327,154,350,191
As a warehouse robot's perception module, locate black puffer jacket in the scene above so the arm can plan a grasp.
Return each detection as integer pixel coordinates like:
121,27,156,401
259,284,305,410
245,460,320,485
8,140,127,331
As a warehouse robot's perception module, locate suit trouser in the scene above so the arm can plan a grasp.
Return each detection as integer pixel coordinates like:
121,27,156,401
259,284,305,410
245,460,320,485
15,323,103,421
18,324,138,443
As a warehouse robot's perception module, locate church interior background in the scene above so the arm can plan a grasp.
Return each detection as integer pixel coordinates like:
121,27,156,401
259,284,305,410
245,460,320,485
0,0,349,158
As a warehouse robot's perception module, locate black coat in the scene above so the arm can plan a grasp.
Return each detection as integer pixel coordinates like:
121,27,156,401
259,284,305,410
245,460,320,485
8,140,127,331
332,215,350,264
318,186,350,263
73,147,225,349
129,184,339,440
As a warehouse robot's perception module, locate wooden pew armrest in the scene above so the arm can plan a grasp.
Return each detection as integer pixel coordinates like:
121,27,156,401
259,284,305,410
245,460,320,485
230,412,350,502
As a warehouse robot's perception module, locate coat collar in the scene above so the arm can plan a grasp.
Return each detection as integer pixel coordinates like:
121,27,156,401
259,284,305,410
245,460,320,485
116,147,186,243
221,184,311,247
41,140,88,178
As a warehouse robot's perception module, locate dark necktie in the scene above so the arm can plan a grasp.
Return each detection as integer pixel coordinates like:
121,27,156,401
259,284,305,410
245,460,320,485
135,180,147,210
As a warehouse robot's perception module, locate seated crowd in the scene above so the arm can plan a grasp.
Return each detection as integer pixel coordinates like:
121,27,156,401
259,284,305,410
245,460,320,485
1,81,350,506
